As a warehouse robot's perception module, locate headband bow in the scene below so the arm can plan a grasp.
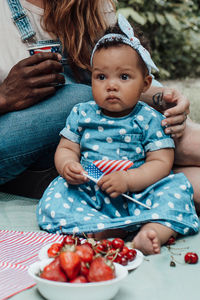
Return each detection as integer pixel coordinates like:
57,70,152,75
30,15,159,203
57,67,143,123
90,14,159,77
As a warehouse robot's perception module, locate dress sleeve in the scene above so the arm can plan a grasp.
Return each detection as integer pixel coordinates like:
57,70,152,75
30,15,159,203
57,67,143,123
59,105,81,144
142,109,175,152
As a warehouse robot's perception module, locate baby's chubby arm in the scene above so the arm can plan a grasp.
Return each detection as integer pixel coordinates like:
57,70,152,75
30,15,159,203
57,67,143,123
98,148,174,198
55,137,88,185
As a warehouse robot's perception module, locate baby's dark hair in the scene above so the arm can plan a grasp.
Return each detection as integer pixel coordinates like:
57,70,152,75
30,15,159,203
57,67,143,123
95,23,151,77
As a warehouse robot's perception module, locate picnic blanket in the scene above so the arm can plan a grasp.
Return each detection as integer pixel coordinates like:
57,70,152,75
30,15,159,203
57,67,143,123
0,192,200,300
0,230,62,300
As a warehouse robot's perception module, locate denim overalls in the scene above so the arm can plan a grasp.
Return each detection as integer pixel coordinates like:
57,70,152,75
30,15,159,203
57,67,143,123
0,0,93,184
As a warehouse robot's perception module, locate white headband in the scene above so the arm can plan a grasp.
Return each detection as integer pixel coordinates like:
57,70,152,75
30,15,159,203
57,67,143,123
90,14,159,77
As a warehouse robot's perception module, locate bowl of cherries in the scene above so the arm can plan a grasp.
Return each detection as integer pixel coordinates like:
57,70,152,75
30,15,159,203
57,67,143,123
28,235,143,300
39,235,143,271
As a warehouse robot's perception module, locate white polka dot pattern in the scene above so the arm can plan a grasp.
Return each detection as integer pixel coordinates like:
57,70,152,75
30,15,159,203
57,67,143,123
37,101,198,237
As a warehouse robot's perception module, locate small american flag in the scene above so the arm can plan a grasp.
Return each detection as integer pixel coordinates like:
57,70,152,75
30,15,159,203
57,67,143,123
85,160,133,182
94,160,133,175
84,159,151,209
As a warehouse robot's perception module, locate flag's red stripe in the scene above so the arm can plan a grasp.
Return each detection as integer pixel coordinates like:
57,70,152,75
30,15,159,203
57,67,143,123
120,160,133,170
94,160,109,169
94,160,118,173
100,160,116,172
103,160,132,174
93,160,133,175
106,160,129,174
103,160,122,174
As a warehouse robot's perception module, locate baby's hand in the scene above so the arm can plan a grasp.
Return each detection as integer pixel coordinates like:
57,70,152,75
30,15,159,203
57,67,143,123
62,161,88,185
98,171,128,198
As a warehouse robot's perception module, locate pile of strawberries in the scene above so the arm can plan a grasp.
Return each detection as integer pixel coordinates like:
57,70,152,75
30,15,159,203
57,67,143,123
39,236,136,283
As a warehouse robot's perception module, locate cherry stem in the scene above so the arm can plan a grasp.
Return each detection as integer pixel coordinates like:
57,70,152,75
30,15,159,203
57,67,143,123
170,255,184,265
105,249,120,261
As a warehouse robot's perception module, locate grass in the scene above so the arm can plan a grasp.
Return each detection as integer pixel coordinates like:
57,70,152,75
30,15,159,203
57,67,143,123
161,78,200,123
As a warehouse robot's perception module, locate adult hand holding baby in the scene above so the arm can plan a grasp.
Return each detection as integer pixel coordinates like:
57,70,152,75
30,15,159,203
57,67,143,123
162,88,189,138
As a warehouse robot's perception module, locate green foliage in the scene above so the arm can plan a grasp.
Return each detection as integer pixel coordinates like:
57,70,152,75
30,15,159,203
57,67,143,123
117,0,200,79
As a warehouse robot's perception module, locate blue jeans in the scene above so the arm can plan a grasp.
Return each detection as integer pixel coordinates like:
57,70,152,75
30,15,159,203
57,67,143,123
0,83,92,185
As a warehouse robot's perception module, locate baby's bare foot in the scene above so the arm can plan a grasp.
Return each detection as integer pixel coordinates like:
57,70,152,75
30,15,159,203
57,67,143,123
133,229,161,255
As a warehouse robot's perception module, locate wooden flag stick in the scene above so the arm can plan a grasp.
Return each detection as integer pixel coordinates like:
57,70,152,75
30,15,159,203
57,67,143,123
122,193,151,209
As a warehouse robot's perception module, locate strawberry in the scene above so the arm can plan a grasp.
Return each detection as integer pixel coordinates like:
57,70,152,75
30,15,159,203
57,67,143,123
47,243,62,258
40,257,67,282
80,261,90,277
88,256,115,282
70,275,88,283
59,250,81,280
76,244,94,263
184,252,198,264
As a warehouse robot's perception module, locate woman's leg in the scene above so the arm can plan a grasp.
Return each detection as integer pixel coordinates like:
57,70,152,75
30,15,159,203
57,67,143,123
133,222,177,255
0,84,92,185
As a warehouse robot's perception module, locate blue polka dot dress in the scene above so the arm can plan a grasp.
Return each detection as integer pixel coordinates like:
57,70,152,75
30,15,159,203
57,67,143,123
37,101,199,235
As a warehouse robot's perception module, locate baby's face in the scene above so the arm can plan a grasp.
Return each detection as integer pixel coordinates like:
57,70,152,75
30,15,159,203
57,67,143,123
92,44,151,117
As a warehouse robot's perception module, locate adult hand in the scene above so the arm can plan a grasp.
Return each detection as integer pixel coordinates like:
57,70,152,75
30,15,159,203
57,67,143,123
161,88,190,138
0,52,65,114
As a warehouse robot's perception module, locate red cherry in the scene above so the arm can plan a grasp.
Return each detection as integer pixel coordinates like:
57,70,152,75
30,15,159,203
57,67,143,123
126,249,137,262
101,239,112,251
62,235,81,246
47,243,62,258
121,255,128,266
112,238,124,251
184,252,198,264
166,236,176,245
121,246,129,256
113,253,123,264
82,237,97,248
107,255,115,261
94,243,106,254
62,235,76,245
82,241,93,249
106,248,117,261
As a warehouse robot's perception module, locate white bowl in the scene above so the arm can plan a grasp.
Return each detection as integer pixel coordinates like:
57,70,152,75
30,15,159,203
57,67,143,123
28,259,128,300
